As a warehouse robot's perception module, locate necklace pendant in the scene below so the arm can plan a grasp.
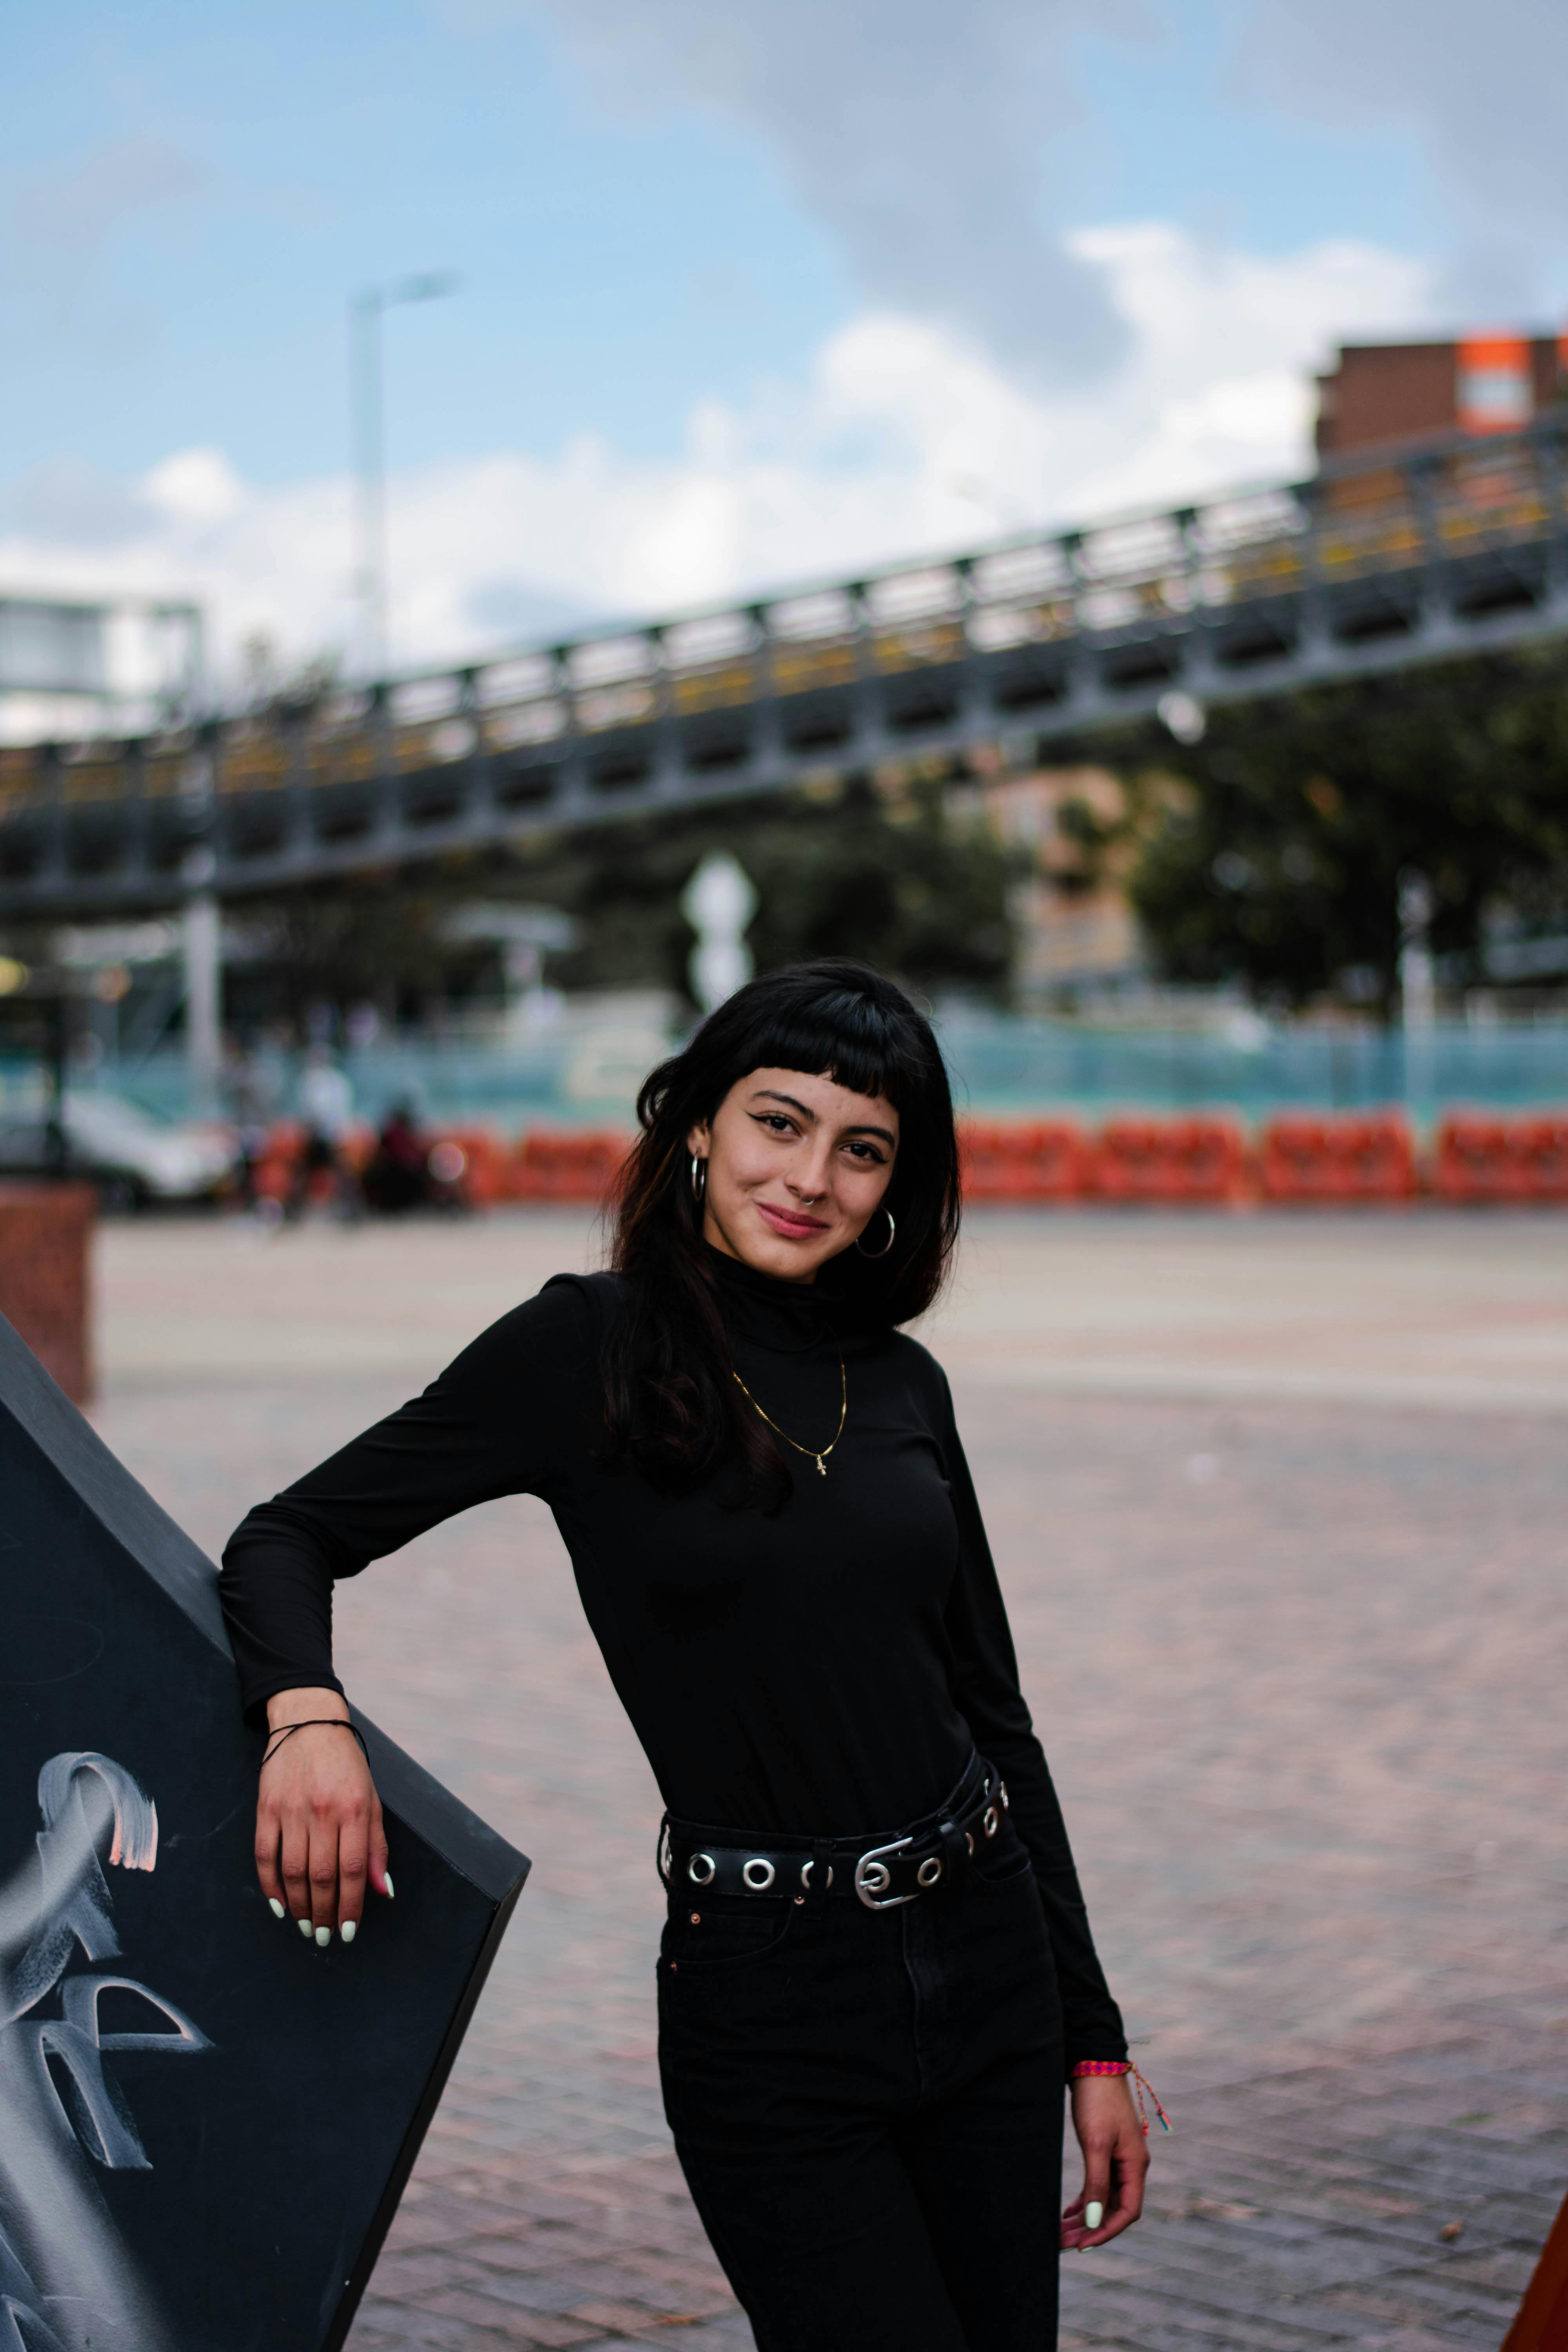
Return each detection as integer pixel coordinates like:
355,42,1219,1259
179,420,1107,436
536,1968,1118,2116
815,1456,826,1476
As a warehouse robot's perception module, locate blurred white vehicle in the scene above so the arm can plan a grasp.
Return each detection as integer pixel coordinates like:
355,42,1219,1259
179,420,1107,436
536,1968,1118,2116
0,1091,238,1208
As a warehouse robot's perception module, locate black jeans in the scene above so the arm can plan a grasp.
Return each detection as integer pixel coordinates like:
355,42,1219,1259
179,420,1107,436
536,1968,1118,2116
657,1812,1065,2350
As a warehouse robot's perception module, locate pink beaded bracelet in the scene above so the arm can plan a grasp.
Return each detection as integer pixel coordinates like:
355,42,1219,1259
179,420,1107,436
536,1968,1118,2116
1070,2060,1172,2136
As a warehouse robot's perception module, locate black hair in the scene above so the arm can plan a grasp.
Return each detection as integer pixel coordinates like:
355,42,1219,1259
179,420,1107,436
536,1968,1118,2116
604,958,960,1492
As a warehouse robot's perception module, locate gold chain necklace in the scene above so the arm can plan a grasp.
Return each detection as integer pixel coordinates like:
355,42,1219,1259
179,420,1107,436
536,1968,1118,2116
732,1355,847,1476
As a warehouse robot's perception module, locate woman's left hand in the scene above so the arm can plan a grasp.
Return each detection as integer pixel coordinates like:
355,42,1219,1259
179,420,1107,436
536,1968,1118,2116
1061,2073,1150,2252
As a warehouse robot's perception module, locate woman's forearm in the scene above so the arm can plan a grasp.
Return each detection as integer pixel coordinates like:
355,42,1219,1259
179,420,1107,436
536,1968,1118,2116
986,1731,1128,2067
220,1513,344,1726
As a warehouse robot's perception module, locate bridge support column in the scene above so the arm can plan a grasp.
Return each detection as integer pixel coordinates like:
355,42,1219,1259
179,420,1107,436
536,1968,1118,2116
552,646,591,819
1176,508,1221,697
285,705,315,859
370,682,400,842
748,605,783,784
849,583,889,771
1405,454,1461,650
457,668,495,829
647,627,684,801
1058,532,1106,722
955,559,996,738
1293,482,1334,674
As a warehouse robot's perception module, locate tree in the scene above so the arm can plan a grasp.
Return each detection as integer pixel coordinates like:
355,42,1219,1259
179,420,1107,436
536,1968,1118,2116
1112,647,1568,1011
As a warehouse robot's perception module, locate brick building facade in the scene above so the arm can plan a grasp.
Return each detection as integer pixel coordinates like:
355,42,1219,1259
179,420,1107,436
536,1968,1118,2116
1317,332,1568,460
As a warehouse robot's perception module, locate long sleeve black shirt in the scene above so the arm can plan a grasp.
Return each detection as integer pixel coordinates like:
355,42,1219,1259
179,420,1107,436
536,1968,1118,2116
220,1245,1127,2069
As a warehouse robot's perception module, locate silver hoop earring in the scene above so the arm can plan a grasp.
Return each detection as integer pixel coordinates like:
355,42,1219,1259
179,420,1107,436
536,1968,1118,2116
856,1207,895,1258
690,1154,707,1205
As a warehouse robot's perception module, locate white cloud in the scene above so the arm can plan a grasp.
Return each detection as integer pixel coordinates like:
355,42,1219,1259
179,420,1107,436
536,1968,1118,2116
506,0,1566,356
10,136,211,254
1237,0,1568,310
459,0,1145,384
143,447,246,529
1,136,216,368
0,221,1436,695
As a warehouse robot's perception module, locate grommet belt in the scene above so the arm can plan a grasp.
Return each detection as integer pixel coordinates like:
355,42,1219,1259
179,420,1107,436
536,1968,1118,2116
659,1760,1009,1912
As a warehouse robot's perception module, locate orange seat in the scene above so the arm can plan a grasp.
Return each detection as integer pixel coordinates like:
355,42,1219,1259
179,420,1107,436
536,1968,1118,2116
1090,1115,1248,1205
1259,1112,1416,1203
1434,1113,1568,1203
959,1118,1088,1202
511,1129,632,1203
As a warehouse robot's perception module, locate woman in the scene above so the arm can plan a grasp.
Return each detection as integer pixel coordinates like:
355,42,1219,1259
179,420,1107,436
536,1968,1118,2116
220,958,1148,2350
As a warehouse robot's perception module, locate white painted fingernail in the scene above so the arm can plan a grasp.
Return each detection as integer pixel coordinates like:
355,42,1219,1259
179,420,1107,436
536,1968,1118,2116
268,1898,286,1920
1085,2202,1104,2230
298,1918,312,1939
383,1874,394,1900
341,1919,357,1944
314,1925,331,1947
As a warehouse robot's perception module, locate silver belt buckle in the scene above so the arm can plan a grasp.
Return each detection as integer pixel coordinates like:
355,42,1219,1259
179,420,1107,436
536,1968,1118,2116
854,1833,915,1911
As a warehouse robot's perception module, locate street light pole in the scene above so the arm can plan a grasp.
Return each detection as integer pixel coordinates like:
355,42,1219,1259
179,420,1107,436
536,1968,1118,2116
349,272,458,681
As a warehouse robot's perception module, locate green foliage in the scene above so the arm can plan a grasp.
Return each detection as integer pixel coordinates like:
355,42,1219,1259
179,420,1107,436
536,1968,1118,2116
1122,648,1568,1009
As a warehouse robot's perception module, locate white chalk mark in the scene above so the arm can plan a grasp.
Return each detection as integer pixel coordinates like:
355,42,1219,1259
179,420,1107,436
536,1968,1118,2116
0,1753,207,2352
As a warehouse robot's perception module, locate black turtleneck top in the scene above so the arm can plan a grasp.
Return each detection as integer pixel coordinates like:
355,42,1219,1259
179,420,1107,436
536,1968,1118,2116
219,1246,1127,2068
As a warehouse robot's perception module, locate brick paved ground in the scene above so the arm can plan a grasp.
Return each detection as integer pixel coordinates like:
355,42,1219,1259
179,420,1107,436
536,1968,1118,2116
87,1210,1568,2349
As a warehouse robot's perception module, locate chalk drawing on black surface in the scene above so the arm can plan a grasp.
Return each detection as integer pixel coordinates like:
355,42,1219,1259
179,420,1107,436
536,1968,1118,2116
0,1752,209,2352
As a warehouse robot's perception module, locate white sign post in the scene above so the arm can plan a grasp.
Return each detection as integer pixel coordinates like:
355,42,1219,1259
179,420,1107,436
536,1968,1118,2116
682,853,758,1014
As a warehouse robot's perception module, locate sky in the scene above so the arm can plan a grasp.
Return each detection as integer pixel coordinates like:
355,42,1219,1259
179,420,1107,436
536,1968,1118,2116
3,0,1565,688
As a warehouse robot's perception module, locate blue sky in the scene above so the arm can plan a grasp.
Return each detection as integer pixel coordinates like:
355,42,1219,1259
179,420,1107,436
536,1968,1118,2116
5,3,851,483
2,0,1562,682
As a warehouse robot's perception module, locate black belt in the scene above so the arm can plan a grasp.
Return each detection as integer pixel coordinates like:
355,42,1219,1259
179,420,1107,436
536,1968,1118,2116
659,1757,1010,1912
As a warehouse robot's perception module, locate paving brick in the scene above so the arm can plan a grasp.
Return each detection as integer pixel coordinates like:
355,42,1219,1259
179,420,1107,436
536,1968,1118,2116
417,2290,602,2347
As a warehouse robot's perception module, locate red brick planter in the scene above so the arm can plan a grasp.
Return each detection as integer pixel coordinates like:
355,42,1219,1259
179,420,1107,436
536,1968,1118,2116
0,1182,96,1403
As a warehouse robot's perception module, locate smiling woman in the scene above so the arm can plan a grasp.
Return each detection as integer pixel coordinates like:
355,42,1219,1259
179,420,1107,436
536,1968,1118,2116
600,965,959,1500
219,959,1147,2351
704,1072,899,1266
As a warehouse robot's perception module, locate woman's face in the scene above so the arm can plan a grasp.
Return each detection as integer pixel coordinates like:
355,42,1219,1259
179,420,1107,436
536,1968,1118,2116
689,1065,899,1284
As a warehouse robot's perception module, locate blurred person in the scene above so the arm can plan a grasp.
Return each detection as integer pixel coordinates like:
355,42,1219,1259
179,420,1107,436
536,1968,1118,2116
220,961,1149,2350
361,1099,428,1215
361,1102,470,1216
285,1044,360,1223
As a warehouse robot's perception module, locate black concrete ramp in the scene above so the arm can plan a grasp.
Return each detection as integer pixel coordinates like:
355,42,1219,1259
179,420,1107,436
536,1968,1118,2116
0,1306,529,2352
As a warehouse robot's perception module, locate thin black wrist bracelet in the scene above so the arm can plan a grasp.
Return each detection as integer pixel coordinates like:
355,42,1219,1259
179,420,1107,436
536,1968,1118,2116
261,1718,369,1770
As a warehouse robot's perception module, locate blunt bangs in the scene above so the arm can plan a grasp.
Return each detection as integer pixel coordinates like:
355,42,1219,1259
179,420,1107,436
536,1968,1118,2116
712,996,927,1117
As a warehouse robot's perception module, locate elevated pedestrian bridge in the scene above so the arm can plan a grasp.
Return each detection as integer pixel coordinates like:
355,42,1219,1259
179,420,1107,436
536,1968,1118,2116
4,421,1566,918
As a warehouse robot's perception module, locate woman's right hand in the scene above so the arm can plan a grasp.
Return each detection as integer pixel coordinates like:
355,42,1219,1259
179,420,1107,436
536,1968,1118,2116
256,1689,390,1944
